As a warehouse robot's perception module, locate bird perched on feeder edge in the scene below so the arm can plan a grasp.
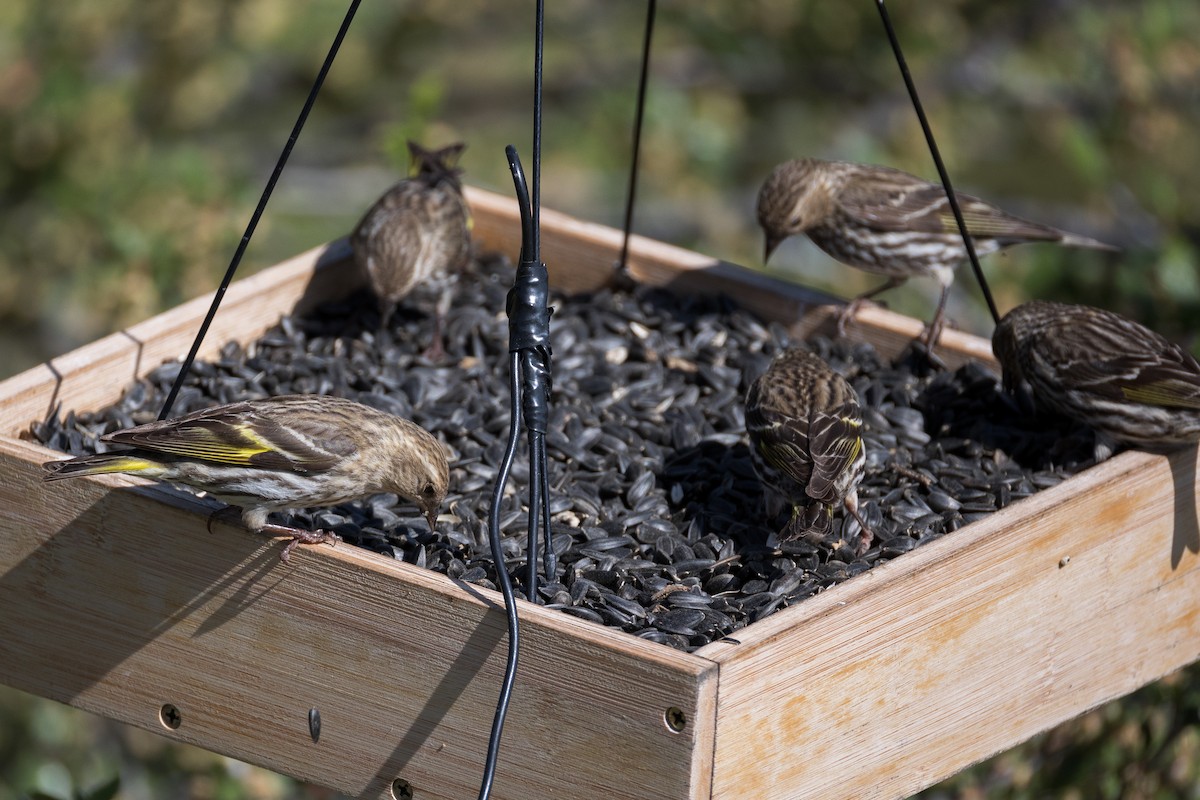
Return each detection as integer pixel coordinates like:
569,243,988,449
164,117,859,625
351,140,472,360
41,394,450,563
993,299,1200,461
756,157,1116,346
745,346,873,557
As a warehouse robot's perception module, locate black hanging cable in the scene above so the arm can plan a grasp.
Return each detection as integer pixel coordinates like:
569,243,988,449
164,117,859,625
531,0,544,249
524,0,553,599
617,0,658,274
476,141,553,800
874,0,1001,326
478,349,522,800
477,0,553,794
538,425,554,581
158,0,363,419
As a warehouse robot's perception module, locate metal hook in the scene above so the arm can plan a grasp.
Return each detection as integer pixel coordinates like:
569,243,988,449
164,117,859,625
506,145,535,267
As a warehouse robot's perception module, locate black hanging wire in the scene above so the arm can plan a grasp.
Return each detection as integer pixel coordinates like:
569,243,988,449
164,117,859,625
501,145,554,606
524,0,554,596
478,341,522,800
477,1,553,796
874,0,1001,326
157,0,364,419
617,0,658,274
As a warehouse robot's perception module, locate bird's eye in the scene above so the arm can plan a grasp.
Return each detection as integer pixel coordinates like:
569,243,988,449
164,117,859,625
789,214,803,227
421,482,437,498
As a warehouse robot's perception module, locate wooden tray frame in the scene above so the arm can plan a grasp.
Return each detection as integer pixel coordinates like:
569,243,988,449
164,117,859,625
1,186,1196,799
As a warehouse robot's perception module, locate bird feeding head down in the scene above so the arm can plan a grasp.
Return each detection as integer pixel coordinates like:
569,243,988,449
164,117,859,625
990,311,1026,395
756,158,838,263
382,421,451,533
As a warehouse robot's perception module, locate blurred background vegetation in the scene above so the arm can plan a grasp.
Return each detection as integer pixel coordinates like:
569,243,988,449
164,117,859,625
1,0,1198,797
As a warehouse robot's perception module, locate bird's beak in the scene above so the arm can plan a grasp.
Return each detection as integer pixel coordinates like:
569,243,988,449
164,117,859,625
425,508,438,534
763,234,783,264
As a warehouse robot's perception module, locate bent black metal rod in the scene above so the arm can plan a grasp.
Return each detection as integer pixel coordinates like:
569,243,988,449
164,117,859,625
478,351,523,800
874,0,1001,326
476,148,553,800
159,0,363,418
476,0,553,787
508,144,555,602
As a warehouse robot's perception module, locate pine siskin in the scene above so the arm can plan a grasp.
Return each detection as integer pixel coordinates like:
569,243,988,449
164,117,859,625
756,158,1115,345
42,395,450,562
993,300,1200,460
351,140,472,359
745,346,872,556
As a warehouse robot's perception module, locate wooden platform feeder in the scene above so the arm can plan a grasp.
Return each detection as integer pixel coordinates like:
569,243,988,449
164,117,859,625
1,186,1198,799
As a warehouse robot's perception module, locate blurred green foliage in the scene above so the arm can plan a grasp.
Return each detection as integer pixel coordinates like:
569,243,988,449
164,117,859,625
3,0,1198,376
0,683,339,800
1,0,1198,797
922,665,1200,800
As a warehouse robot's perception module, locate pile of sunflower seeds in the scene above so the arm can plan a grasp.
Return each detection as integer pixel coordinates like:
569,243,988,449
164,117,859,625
30,253,1100,651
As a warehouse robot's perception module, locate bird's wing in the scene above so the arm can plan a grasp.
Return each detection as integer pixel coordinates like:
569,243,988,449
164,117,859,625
838,173,1064,242
354,186,420,244
747,403,814,490
1059,353,1200,410
1031,310,1200,410
805,401,863,504
103,402,355,473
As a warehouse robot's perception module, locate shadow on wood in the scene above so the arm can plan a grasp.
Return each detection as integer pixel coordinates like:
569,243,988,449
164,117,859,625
1170,444,1200,569
2,433,712,800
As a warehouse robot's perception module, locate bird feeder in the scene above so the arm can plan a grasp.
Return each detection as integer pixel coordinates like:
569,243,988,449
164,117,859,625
2,187,1197,799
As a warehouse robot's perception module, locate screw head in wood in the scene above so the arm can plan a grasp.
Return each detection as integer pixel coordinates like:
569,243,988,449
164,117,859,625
159,703,182,730
308,707,321,743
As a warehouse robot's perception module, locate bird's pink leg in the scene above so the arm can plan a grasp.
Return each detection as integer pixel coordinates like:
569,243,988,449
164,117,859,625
837,276,906,335
921,284,951,348
421,311,447,362
259,522,342,564
844,498,874,558
420,282,454,362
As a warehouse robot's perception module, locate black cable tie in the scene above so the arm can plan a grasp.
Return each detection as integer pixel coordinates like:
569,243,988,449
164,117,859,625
507,266,554,356
520,349,552,435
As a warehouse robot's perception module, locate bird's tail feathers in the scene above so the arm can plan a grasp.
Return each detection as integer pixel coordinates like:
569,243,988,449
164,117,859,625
42,452,158,482
780,502,834,542
1059,232,1119,252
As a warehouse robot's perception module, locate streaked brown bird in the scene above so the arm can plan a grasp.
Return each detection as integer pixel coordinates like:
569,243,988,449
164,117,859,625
745,346,872,556
42,394,450,562
757,158,1115,346
351,141,472,360
993,300,1200,460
